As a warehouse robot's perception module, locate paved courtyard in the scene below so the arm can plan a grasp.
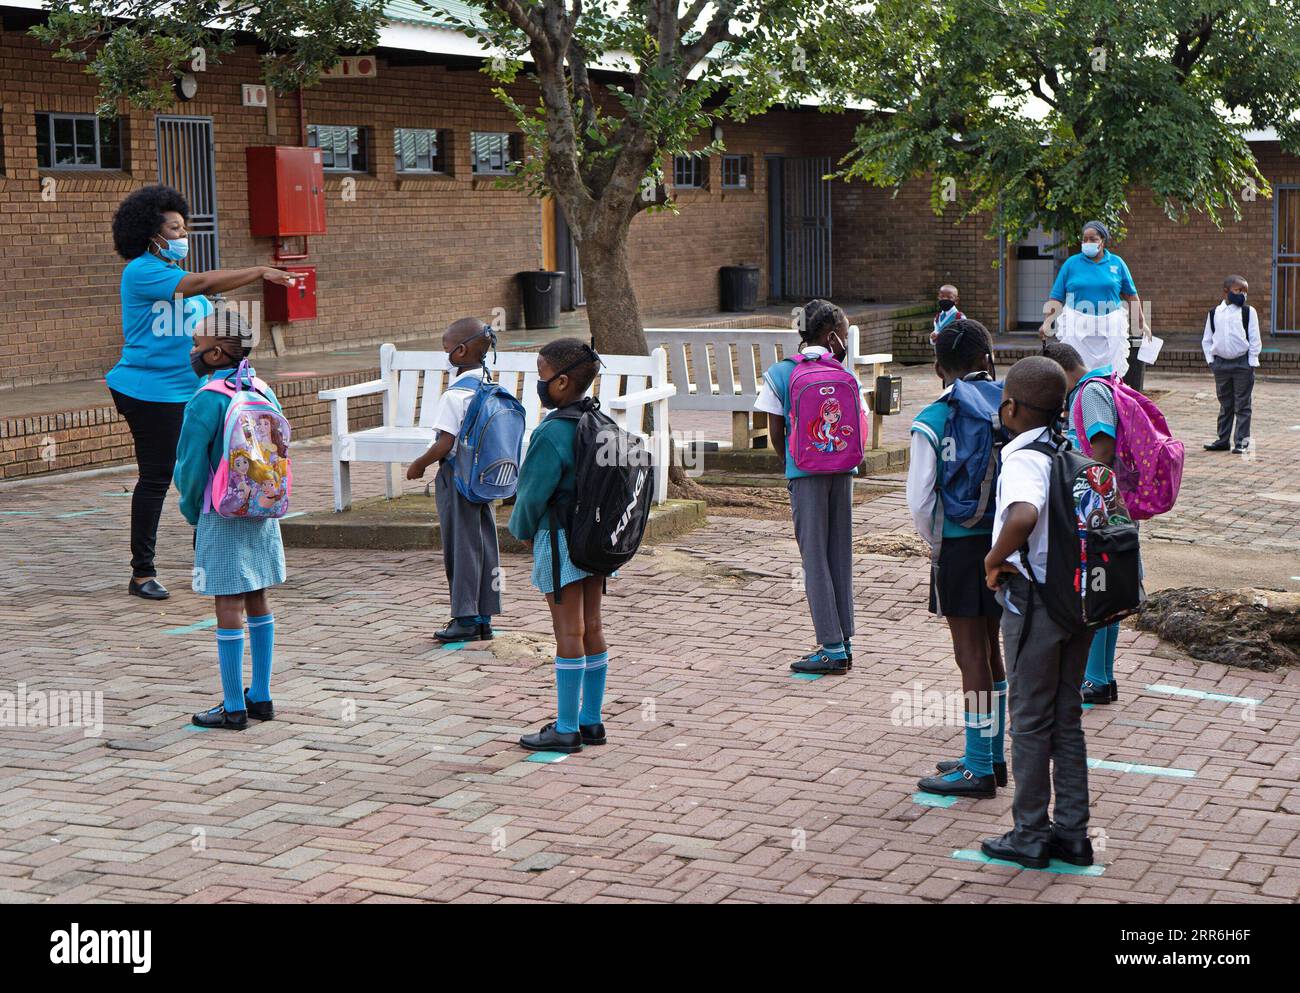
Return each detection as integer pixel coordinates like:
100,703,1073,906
0,367,1298,904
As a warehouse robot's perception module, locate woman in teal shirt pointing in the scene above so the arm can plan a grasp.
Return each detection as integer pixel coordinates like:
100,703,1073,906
107,184,298,601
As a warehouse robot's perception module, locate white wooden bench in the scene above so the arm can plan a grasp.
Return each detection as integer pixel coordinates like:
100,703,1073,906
318,343,676,512
643,326,893,450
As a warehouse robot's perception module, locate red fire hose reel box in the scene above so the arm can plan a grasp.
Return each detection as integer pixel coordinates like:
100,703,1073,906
246,146,327,237
263,265,316,323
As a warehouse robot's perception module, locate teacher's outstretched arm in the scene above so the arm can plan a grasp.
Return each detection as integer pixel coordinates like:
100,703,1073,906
177,265,299,297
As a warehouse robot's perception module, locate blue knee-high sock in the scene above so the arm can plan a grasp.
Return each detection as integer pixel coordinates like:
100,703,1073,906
1103,623,1119,684
247,614,274,704
555,656,584,734
579,650,609,727
215,628,245,713
1083,628,1109,686
961,712,994,777
991,680,1008,764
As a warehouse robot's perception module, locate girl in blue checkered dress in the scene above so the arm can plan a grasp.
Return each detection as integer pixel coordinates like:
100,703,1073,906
507,340,610,756
173,313,285,731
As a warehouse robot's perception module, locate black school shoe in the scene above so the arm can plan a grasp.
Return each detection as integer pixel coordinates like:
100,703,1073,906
917,766,997,799
1203,440,1231,452
435,617,485,643
243,689,274,722
580,723,606,746
936,758,1008,788
981,831,1050,870
192,704,247,731
1049,826,1095,867
519,721,582,753
128,578,170,600
479,621,494,641
1082,679,1114,705
796,646,854,670
790,650,849,675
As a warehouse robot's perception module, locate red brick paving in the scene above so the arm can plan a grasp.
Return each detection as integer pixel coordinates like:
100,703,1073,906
0,368,1297,903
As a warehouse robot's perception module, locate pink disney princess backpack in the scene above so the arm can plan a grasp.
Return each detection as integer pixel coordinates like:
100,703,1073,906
1071,372,1183,521
199,360,293,519
786,352,867,474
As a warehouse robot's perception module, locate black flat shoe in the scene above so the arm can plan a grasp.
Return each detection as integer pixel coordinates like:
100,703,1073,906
1082,680,1113,705
936,758,1008,787
1233,442,1250,454
580,723,606,746
790,651,848,675
243,689,274,722
435,617,485,643
128,578,170,600
519,721,582,753
192,704,247,730
1049,829,1095,867
1203,440,1230,452
980,831,1050,869
918,767,997,799
1110,680,1119,703
479,622,494,641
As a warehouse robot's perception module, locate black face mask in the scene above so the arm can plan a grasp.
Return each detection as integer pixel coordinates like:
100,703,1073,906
937,299,956,312
1228,292,1247,308
537,346,602,410
189,346,243,378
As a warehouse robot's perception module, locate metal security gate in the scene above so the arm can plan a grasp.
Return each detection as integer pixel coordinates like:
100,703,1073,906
568,228,585,307
1273,186,1299,334
771,156,832,300
555,206,585,309
156,116,219,273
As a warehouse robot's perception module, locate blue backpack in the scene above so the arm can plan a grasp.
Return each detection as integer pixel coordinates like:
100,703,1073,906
448,373,526,504
938,377,1008,530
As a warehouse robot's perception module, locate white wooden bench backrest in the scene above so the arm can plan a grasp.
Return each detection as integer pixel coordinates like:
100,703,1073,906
643,325,861,411
379,344,662,442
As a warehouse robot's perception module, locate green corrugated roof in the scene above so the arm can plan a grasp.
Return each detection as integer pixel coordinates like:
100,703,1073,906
384,0,488,30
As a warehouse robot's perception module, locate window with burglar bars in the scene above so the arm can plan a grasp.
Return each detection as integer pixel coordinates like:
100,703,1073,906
35,113,123,170
394,128,448,174
721,154,751,189
471,131,519,175
673,154,707,189
307,124,368,173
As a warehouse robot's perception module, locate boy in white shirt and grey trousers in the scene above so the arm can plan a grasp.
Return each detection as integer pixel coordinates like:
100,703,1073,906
1202,274,1262,454
981,356,1095,870
407,318,502,643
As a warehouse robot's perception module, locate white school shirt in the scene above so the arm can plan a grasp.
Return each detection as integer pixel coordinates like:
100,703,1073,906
1202,302,1261,367
753,345,830,415
431,367,484,458
991,426,1052,581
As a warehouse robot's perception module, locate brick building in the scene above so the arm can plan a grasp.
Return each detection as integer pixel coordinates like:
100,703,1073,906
0,0,1296,400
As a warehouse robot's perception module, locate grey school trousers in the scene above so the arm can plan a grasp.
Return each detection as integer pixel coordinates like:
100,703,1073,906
787,474,855,646
999,573,1093,846
1211,355,1254,447
435,461,502,619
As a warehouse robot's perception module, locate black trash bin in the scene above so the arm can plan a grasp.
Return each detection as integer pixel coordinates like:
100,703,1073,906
518,270,564,330
1122,336,1146,391
720,263,760,312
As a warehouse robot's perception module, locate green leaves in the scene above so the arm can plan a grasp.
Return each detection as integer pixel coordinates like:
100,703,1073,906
824,0,1299,245
31,1,385,115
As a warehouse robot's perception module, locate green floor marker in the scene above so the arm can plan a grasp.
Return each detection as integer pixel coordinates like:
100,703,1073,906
1147,684,1261,706
282,511,306,519
524,751,569,763
1088,757,1195,778
951,849,1105,876
102,491,133,497
185,724,214,732
1082,703,1094,710
791,672,822,681
913,792,960,808
165,618,218,635
441,641,466,651
509,340,537,347
56,509,107,518
0,511,40,516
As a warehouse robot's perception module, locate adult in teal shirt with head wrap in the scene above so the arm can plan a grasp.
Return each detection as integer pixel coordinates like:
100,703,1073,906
1038,220,1150,377
107,184,299,600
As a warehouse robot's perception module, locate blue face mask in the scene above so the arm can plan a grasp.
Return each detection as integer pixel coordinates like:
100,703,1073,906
1081,242,1102,259
158,236,189,262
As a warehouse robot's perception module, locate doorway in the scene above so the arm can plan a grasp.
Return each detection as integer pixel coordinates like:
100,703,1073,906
767,155,832,300
1274,186,1299,334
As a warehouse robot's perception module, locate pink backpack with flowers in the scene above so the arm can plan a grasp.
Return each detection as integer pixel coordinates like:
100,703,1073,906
786,352,868,474
1071,373,1182,521
200,360,293,519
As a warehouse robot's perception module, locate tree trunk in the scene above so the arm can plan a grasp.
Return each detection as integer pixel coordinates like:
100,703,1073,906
577,222,648,356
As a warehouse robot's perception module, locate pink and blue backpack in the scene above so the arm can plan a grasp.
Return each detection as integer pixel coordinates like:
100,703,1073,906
784,352,867,474
200,360,292,519
1070,373,1182,521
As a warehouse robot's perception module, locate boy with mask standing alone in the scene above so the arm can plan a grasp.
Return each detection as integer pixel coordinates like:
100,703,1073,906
1202,275,1261,454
